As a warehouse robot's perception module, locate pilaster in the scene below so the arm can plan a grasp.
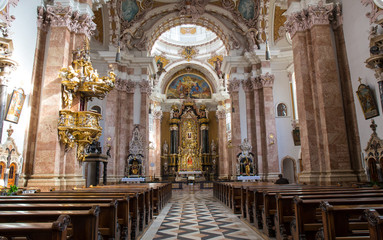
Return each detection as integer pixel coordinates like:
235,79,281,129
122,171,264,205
228,79,241,178
139,80,151,179
216,108,228,179
285,1,360,184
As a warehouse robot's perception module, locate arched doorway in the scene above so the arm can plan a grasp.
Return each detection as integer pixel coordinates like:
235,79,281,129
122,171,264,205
7,163,16,187
368,158,379,182
282,157,296,183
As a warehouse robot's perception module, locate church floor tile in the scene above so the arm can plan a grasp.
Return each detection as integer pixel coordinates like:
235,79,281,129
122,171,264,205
141,186,265,240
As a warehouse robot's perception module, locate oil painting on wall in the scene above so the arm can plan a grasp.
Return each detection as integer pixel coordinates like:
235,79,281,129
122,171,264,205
166,74,211,99
356,83,379,119
5,89,25,124
238,0,255,20
121,0,139,22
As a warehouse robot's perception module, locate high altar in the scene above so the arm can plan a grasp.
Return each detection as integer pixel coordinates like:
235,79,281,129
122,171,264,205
162,100,216,178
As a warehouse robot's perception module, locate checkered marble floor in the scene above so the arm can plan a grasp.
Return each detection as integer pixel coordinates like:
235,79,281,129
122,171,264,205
141,186,265,240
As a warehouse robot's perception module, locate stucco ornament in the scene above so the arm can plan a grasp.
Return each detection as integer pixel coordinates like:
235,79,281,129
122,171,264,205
176,0,208,21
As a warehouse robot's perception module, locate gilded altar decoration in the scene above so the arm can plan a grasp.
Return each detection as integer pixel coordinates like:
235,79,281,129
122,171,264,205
181,46,196,61
178,112,202,171
58,110,102,161
166,74,211,99
59,41,115,109
58,40,115,161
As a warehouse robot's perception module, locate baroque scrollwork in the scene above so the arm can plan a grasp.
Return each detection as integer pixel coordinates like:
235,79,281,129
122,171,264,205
38,4,96,37
176,0,208,21
361,0,383,24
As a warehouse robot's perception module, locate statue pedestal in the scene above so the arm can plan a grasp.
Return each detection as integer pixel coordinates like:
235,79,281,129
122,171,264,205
84,154,108,187
237,175,261,182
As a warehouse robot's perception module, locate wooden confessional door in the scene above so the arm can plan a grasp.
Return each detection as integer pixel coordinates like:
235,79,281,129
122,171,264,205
7,163,16,187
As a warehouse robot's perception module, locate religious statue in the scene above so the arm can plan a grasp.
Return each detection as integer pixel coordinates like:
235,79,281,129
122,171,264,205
211,139,217,155
163,140,169,155
246,28,260,50
156,59,166,76
245,158,251,176
214,58,223,79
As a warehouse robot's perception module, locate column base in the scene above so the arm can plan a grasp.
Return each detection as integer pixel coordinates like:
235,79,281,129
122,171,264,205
298,170,361,185
20,174,85,191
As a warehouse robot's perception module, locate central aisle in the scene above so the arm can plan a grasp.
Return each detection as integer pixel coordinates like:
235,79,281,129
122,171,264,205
142,186,265,240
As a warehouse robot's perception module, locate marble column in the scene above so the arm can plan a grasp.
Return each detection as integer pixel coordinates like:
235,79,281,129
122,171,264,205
116,78,129,179
332,8,366,181
126,80,136,150
228,79,241,179
242,79,258,171
216,108,229,179
139,80,151,178
152,109,162,179
285,2,359,184
23,10,48,183
260,73,279,177
252,78,267,180
27,5,78,190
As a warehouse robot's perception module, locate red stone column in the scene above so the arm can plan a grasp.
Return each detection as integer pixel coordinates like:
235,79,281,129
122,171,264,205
228,79,241,179
152,109,162,179
216,108,229,178
332,10,366,181
252,78,267,180
22,8,48,183
139,80,151,178
116,79,129,179
260,73,279,177
242,79,258,173
27,5,76,190
285,3,359,184
104,88,119,182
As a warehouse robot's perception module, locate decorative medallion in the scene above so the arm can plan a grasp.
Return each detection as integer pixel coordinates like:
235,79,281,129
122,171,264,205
121,0,139,22
180,27,196,34
238,0,255,20
181,46,197,61
166,74,212,99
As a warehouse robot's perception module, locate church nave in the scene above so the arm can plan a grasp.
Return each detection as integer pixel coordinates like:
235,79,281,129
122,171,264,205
143,187,264,240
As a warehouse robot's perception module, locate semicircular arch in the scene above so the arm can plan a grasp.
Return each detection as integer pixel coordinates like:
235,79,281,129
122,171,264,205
160,61,219,95
144,13,233,53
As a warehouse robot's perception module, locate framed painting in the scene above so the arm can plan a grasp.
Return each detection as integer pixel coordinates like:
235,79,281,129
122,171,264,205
356,84,379,119
5,89,26,124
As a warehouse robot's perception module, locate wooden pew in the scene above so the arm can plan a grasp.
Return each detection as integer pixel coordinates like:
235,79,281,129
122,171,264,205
0,206,99,240
0,200,119,240
275,189,383,240
319,202,383,240
365,209,383,240
0,214,70,240
293,196,383,240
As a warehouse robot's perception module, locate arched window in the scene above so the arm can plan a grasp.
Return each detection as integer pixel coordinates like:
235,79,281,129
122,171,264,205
9,166,14,179
277,103,287,117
